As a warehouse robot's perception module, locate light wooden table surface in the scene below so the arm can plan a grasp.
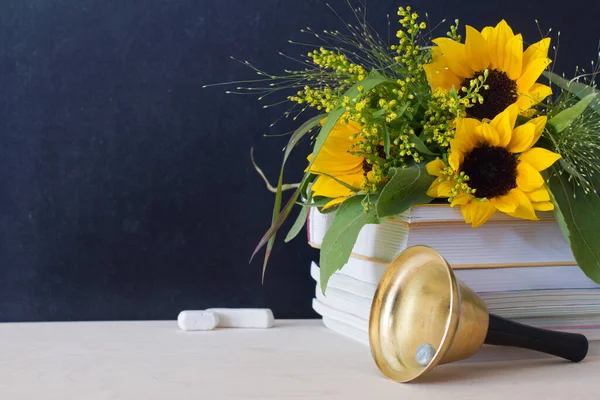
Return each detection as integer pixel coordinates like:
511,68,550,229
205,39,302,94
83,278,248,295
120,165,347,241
0,320,598,399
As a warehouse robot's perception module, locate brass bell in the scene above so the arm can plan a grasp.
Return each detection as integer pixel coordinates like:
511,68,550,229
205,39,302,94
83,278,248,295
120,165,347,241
369,245,589,383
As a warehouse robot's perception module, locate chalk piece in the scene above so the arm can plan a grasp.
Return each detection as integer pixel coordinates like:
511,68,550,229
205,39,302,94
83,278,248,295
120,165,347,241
177,311,219,331
207,308,274,329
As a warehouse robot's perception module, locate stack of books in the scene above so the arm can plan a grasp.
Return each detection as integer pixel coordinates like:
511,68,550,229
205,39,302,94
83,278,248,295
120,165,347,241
307,206,600,345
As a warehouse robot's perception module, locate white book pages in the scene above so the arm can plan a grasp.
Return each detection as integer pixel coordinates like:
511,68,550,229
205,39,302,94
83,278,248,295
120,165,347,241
311,262,600,318
311,262,375,300
307,207,575,267
321,317,369,346
315,285,373,320
332,257,598,292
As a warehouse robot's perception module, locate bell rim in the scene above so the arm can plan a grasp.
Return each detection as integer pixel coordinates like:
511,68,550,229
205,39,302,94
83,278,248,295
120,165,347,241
368,245,461,383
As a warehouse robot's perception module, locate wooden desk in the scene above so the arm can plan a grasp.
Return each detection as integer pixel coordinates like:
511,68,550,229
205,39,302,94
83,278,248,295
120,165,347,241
0,320,598,399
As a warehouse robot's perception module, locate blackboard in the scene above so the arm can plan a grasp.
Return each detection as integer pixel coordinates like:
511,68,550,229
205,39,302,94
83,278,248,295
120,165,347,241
0,0,598,321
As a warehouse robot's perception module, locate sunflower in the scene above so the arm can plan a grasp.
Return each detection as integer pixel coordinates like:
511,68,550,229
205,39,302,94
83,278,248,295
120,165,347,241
307,119,375,209
426,104,561,227
424,20,552,120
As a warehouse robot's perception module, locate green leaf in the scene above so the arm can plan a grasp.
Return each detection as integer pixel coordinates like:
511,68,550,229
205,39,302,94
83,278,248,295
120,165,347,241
283,114,325,162
252,188,302,272
296,197,333,208
547,93,598,133
376,164,435,218
543,71,600,113
372,108,387,119
383,124,391,157
408,133,438,156
284,205,310,243
286,189,315,243
396,102,410,118
319,196,380,292
260,114,324,278
547,166,600,283
299,173,316,200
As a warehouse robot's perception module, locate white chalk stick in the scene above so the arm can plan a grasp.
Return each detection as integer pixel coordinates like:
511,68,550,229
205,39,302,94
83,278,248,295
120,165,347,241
177,311,219,331
206,308,274,328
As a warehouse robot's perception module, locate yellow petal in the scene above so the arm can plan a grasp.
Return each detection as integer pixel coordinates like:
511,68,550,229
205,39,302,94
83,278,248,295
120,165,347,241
309,152,363,175
532,201,554,211
448,148,463,172
311,174,358,199
489,20,515,71
436,181,454,198
465,25,490,71
308,119,364,175
426,159,446,177
450,117,482,170
481,26,494,40
424,61,462,92
322,196,350,211
529,115,548,146
516,162,545,192
461,200,497,227
456,117,482,142
476,123,500,146
527,186,551,202
522,38,551,72
507,123,535,153
517,58,551,92
491,189,521,213
426,179,454,198
517,83,553,111
432,38,474,78
426,180,442,198
505,188,538,220
431,46,444,62
490,104,519,146
519,148,561,171
502,34,523,80
451,194,472,207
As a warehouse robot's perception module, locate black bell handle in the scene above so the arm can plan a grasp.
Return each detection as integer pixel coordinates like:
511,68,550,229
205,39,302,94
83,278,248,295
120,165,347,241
484,313,589,362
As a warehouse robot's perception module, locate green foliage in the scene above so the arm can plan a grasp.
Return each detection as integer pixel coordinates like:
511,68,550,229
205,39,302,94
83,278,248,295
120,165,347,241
383,124,391,157
543,71,600,114
408,133,438,156
319,195,381,292
285,205,310,243
244,6,600,290
253,76,390,274
543,75,600,193
547,166,600,283
547,93,598,134
258,115,324,277
376,165,435,218
317,164,436,293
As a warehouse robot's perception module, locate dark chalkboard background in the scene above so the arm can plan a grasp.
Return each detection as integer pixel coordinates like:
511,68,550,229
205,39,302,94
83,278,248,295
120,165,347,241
0,0,598,321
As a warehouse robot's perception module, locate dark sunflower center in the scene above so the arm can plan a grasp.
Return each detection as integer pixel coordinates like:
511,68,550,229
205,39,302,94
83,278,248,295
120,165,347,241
461,144,518,199
461,69,517,120
362,145,386,174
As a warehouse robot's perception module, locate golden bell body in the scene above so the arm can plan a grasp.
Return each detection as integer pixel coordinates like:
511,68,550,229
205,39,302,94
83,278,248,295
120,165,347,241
369,245,587,383
369,246,489,382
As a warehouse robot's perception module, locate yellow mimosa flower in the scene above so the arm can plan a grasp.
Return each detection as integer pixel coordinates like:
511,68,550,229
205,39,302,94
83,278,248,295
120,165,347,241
426,104,561,227
424,20,552,119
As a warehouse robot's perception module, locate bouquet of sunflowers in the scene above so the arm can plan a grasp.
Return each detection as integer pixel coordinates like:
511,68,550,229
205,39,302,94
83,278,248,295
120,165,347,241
224,5,600,291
